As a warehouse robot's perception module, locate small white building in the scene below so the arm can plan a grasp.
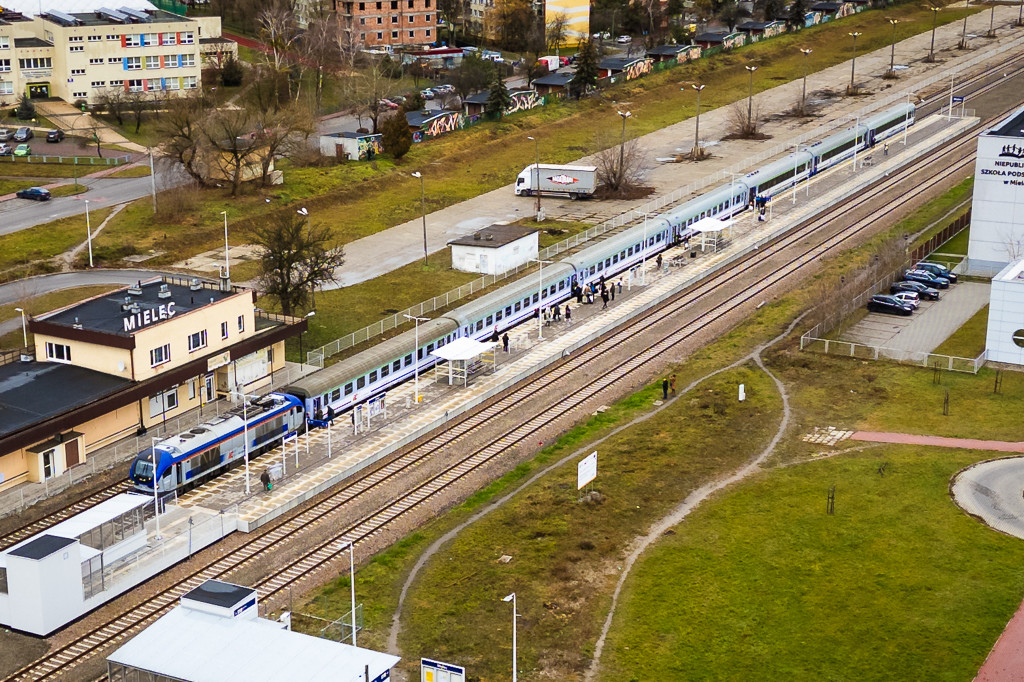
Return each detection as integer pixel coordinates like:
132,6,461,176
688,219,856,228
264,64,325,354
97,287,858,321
966,105,1024,275
319,132,383,161
107,579,400,682
985,259,1024,366
449,224,539,276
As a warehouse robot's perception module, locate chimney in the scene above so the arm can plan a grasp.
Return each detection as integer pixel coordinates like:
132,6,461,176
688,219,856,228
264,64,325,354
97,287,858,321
189,278,202,291
158,284,172,299
121,296,133,311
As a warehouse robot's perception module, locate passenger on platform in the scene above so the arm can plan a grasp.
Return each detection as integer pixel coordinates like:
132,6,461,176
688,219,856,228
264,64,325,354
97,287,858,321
260,469,272,492
617,279,623,294
884,142,889,156
670,374,677,394
315,408,324,423
565,304,572,323
327,405,335,425
575,285,583,304
586,289,594,304
552,304,561,321
490,328,499,343
610,285,615,302
502,333,510,352
601,288,609,309
656,254,663,269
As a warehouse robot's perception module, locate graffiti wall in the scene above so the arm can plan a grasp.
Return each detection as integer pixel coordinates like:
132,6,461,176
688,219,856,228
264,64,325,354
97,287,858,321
357,135,382,160
721,33,748,50
624,58,653,80
505,90,543,115
423,111,464,139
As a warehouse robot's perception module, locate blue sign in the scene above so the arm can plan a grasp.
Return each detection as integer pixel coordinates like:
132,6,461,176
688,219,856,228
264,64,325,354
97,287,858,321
952,95,965,104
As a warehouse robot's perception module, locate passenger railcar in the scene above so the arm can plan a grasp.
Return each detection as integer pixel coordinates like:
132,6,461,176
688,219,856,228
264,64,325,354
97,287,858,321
129,392,305,494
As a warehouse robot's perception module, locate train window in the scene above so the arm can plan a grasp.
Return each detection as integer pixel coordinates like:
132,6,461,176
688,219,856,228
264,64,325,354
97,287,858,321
514,301,521,312
332,389,341,401
523,297,530,307
404,354,412,366
505,305,512,316
475,320,483,331
532,293,538,304
612,254,618,264
437,338,444,348
369,370,378,383
486,315,493,326
381,364,390,377
605,258,611,268
418,347,424,359
700,211,706,219
627,246,633,256
496,309,503,320
589,266,595,276
357,376,366,389
427,344,435,355
597,261,603,272
393,360,401,371
558,280,565,290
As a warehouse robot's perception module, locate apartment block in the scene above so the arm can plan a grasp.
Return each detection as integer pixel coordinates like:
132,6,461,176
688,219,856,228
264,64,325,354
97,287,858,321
333,0,439,49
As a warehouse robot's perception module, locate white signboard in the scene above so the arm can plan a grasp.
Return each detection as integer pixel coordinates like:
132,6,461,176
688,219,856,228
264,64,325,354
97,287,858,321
577,451,597,490
421,658,465,682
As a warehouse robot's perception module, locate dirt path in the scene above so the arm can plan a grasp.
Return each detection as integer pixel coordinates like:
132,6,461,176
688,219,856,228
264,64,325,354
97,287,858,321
385,314,803,670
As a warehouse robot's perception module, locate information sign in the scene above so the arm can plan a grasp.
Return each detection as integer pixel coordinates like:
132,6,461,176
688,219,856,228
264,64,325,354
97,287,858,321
577,451,598,490
421,658,465,682
952,95,965,104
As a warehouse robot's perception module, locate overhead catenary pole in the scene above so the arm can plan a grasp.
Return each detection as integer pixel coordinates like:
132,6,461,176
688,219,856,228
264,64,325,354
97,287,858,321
411,172,428,264
348,541,357,647
848,32,862,92
403,314,428,403
527,136,541,219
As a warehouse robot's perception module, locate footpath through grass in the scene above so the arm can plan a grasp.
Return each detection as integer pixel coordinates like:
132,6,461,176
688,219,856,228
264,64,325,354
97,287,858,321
0,207,113,277
602,444,1024,682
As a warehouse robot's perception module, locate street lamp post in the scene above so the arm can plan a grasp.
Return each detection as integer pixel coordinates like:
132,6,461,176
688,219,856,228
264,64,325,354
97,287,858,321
960,0,971,49
988,3,996,37
689,83,704,158
411,172,428,265
347,541,357,647
13,307,26,347
887,19,899,77
799,49,812,114
85,199,93,268
502,593,518,682
745,65,758,133
530,258,553,340
616,110,631,184
848,32,862,92
929,7,940,62
526,136,541,220
69,111,90,190
403,314,428,404
220,210,230,279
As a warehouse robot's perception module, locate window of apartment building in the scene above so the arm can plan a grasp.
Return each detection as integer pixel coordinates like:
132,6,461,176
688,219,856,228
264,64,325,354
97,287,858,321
220,321,229,339
150,343,171,367
90,58,103,65
144,33,158,45
425,0,431,7
45,342,71,363
360,17,365,24
180,53,195,67
237,315,245,332
72,91,87,98
68,35,83,42
0,82,12,95
70,68,85,75
391,30,398,38
187,330,207,352
408,0,413,6
70,45,84,52
180,32,194,44
425,28,431,37
125,34,142,47
160,33,176,45
390,0,398,7
108,57,121,64
166,77,179,90
88,35,101,42
376,16,382,23
183,75,197,89
19,57,52,70
106,34,119,41
376,1,382,8
125,56,141,70
377,31,383,39
408,30,414,38
391,15,398,23
408,13,414,21
91,80,106,88
127,79,143,91
360,32,366,39
0,37,8,49
145,55,160,69
425,14,431,21
165,54,179,67
358,1,365,7
146,78,162,91
0,60,9,72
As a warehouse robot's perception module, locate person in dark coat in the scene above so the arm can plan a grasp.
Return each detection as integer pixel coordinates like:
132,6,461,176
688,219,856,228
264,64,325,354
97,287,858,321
617,279,623,294
490,328,500,342
576,285,583,304
610,285,615,301
565,305,571,322
260,469,272,491
656,254,663,270
326,405,335,425
662,378,669,400
601,288,609,309
502,333,510,352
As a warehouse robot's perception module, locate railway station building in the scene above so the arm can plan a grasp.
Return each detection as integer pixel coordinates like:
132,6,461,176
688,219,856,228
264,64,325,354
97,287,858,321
0,275,306,492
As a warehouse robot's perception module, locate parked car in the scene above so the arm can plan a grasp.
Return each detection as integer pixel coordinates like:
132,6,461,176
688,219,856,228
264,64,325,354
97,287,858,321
891,291,920,309
390,95,406,104
867,294,913,316
420,89,435,100
0,129,12,141
0,143,11,156
904,269,950,289
891,280,940,300
914,261,958,283
559,56,570,66
15,186,50,201
377,98,399,110
616,35,631,43
45,129,64,143
13,127,33,142
13,143,30,157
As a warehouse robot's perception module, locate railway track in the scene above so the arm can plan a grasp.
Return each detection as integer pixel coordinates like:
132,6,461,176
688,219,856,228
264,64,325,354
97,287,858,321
10,94,989,681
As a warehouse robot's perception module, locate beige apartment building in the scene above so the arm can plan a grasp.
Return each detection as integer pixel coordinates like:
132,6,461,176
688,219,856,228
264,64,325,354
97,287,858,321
0,276,305,492
0,6,233,105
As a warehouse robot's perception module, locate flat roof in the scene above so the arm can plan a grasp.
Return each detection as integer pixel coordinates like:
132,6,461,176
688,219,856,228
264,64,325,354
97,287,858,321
0,360,130,437
37,276,238,337
7,534,75,560
107,605,401,682
183,580,255,609
431,337,495,361
599,57,646,70
533,72,573,86
14,37,52,48
65,8,189,25
449,223,537,248
996,259,1024,282
987,106,1024,139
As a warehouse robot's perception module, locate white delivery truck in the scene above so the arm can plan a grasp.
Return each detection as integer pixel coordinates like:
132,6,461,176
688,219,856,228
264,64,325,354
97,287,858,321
515,164,598,199
538,55,560,71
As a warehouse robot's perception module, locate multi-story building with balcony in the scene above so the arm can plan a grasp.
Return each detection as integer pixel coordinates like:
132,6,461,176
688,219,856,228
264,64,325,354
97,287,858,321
329,0,438,49
0,3,234,106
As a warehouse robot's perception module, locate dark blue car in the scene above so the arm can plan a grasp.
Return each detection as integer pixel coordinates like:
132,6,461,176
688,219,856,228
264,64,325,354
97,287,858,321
914,261,958,284
16,187,51,201
904,269,949,289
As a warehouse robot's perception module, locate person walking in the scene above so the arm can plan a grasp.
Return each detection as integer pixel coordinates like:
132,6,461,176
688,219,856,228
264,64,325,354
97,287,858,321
327,405,335,425
670,374,676,394
260,469,272,492
662,378,669,400
601,287,609,309
502,332,510,352
490,327,499,343
610,284,615,301
656,253,663,270
883,142,889,157
565,304,571,323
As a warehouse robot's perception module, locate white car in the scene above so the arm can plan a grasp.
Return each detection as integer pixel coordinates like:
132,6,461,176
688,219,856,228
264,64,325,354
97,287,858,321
891,291,920,309
616,35,631,43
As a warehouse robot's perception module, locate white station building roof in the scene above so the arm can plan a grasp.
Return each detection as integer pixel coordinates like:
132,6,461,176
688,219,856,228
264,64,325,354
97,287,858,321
4,0,156,15
689,217,735,233
108,605,400,682
431,337,496,361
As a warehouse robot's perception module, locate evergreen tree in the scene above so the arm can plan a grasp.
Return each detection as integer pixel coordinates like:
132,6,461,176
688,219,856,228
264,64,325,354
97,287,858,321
220,55,244,87
485,72,512,118
569,39,599,99
786,0,807,29
15,94,35,121
381,111,413,159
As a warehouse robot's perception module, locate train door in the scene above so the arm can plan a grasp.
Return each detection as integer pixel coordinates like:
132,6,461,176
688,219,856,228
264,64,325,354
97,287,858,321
748,187,757,207
866,130,876,147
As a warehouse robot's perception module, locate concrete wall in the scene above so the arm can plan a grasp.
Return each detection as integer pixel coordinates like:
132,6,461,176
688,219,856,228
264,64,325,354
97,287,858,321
451,234,538,275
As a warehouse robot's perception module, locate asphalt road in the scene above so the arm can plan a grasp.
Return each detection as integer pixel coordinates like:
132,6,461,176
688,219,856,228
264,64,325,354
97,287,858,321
0,269,174,306
0,175,155,236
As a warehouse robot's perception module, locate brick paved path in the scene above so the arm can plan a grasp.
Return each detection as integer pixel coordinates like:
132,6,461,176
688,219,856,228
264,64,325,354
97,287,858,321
850,431,1024,453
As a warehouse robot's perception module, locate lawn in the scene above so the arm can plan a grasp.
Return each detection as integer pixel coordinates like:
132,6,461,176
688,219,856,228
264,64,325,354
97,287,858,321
932,304,988,358
938,225,970,257
49,183,88,198
0,206,113,274
0,159,96,178
0,178,39,195
602,444,1024,681
104,164,152,178
901,176,973,243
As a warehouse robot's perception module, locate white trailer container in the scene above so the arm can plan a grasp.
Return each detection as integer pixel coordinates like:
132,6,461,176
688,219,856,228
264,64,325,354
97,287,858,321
538,55,560,71
514,164,598,199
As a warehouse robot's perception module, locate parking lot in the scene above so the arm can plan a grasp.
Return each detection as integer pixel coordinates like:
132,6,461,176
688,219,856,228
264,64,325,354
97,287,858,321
842,281,989,354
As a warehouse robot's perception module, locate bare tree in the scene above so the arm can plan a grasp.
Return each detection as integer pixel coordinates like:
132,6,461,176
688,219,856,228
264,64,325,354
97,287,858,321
341,59,399,133
546,12,569,53
257,7,301,103
124,89,149,134
299,18,341,113
204,109,260,197
97,87,128,127
334,16,362,70
727,100,764,139
595,137,648,196
158,91,211,185
1000,230,1024,262
253,104,315,185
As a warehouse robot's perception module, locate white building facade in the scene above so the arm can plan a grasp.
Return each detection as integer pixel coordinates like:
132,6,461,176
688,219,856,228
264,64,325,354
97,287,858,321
449,224,539,275
985,259,1024,366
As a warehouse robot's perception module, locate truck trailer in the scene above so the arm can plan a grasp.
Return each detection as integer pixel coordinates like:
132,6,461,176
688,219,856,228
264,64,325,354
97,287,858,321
514,164,598,199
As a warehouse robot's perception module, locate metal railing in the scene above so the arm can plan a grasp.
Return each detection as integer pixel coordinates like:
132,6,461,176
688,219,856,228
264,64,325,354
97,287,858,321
799,336,987,373
0,154,131,166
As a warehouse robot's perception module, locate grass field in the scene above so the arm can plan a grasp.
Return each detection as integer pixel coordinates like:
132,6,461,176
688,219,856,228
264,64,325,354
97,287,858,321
0,207,113,273
104,164,152,178
602,444,1024,681
932,304,988,358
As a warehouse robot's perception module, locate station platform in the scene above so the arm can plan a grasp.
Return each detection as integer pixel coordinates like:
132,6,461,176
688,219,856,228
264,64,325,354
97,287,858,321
173,112,978,533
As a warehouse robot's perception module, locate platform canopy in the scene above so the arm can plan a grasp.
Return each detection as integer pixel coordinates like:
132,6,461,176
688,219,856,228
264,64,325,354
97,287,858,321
689,217,735,233
431,337,496,361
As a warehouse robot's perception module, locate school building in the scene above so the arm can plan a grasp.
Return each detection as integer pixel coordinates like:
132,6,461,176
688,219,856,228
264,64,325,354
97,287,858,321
0,275,306,492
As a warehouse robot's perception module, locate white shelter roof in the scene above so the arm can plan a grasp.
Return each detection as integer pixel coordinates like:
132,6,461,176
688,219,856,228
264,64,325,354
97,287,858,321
7,0,156,15
690,217,735,233
431,337,496,361
107,605,400,682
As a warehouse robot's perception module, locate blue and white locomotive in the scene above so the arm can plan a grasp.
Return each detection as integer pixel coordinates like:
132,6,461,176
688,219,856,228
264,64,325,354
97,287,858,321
129,392,305,493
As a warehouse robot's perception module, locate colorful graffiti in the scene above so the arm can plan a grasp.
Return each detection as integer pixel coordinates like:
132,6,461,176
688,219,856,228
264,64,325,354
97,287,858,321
357,135,382,160
424,111,464,138
721,33,748,50
675,45,703,63
762,22,787,38
624,58,653,81
835,2,855,18
504,90,543,115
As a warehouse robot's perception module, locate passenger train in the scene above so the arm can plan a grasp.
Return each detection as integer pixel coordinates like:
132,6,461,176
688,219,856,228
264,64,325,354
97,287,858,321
130,103,914,495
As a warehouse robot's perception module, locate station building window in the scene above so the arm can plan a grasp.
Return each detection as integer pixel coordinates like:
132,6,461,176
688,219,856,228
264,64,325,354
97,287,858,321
150,343,170,367
238,315,245,332
221,321,229,339
45,342,72,363
187,330,207,352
